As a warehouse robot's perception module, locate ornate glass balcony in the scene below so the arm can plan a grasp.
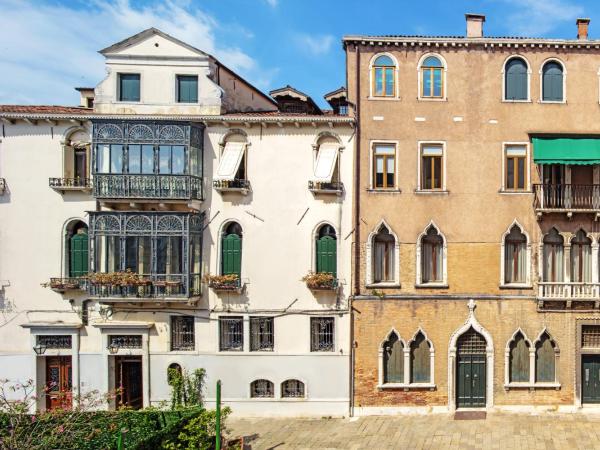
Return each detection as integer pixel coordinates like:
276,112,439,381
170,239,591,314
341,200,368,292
88,211,204,301
94,174,202,200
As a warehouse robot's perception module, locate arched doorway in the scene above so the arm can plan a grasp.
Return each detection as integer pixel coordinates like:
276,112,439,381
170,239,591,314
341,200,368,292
456,328,487,408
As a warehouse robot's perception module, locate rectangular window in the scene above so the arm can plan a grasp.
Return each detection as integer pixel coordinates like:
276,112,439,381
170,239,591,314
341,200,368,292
96,144,123,174
118,73,140,102
171,316,195,351
128,145,154,174
219,316,243,351
95,235,121,272
505,145,527,190
420,144,443,190
373,144,395,189
250,317,274,351
177,75,198,103
156,236,182,275
158,145,186,174
125,236,151,274
310,317,334,352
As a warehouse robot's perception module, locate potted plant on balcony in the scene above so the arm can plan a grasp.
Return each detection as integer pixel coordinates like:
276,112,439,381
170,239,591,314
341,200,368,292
48,279,65,290
204,274,240,291
302,272,337,291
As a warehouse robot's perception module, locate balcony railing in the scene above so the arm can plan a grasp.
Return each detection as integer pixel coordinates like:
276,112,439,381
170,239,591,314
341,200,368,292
87,273,201,300
538,282,600,300
213,179,250,193
48,277,88,292
308,180,343,195
93,174,203,201
0,178,5,194
533,184,600,212
49,177,92,191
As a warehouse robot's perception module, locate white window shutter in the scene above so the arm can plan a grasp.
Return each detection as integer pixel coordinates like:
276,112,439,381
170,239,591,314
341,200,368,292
312,144,339,182
216,142,246,180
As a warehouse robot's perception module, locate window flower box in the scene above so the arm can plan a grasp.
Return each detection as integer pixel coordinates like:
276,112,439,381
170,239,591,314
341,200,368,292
205,274,242,292
46,277,87,292
302,272,338,291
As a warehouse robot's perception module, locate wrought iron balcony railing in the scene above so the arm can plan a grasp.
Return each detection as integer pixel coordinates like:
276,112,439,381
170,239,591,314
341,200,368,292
49,177,92,191
538,282,600,300
0,178,5,194
48,277,88,292
308,180,343,195
533,184,600,212
87,273,201,300
93,174,203,201
213,179,250,193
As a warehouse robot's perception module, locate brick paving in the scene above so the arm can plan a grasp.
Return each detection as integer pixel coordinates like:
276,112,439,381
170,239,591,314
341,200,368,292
227,412,600,449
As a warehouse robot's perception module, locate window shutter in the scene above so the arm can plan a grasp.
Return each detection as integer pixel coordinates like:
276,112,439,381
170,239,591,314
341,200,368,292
222,234,241,277
543,64,563,101
506,59,527,100
410,333,430,383
70,232,89,277
384,336,403,383
535,335,555,382
316,236,336,276
510,334,530,382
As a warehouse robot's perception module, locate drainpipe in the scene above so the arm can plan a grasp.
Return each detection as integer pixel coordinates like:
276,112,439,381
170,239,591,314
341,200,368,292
349,42,361,418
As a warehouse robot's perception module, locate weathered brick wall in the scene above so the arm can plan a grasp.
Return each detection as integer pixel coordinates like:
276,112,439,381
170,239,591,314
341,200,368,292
353,298,577,408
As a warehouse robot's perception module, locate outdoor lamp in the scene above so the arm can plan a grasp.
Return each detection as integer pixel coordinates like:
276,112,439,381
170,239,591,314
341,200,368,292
107,343,119,354
33,343,47,355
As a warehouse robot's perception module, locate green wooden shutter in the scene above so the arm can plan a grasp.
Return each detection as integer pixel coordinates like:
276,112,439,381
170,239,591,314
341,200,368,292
316,236,336,276
506,59,527,100
119,74,140,102
410,333,430,383
221,234,241,277
178,76,198,103
384,336,404,383
70,232,89,277
535,335,555,382
510,334,530,382
543,63,563,102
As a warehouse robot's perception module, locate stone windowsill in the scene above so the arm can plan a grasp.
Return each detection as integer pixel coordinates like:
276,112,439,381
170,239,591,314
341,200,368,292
414,190,449,195
378,383,436,391
366,283,401,289
504,382,561,391
415,283,448,289
499,283,533,290
366,188,402,194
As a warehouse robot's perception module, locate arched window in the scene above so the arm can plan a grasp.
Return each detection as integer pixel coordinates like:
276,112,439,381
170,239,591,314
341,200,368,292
420,55,444,98
543,228,564,282
410,331,431,383
571,230,591,282
535,331,557,383
420,225,444,284
250,379,274,398
371,55,396,97
373,224,395,283
316,224,337,276
509,331,530,383
504,57,528,101
382,331,404,384
504,225,527,284
221,222,242,277
281,379,305,398
542,61,564,102
167,363,182,385
67,221,88,277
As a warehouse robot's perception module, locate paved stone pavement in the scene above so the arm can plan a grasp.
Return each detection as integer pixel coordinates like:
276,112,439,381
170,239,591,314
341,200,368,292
227,412,600,449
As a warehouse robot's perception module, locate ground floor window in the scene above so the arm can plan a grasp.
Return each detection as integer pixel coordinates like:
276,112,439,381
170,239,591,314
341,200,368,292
219,317,243,351
310,317,334,352
171,316,195,351
250,379,274,398
250,317,274,351
281,379,305,398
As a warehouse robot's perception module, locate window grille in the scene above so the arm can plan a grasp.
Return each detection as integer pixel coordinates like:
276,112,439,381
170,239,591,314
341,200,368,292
250,317,274,351
219,317,243,351
582,325,600,347
109,335,142,349
456,328,486,355
37,335,72,349
171,316,195,351
281,379,305,398
311,317,334,352
250,379,274,398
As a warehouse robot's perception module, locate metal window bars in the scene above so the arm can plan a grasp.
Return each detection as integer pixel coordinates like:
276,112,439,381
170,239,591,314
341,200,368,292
250,379,274,398
250,317,274,351
582,325,600,348
310,317,334,352
171,316,195,351
281,379,305,398
219,317,243,351
109,335,142,349
37,335,72,349
457,328,487,355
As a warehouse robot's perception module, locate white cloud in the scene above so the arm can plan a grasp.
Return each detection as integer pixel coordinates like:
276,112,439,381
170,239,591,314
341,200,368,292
264,0,278,7
0,0,269,105
500,0,584,36
295,33,335,56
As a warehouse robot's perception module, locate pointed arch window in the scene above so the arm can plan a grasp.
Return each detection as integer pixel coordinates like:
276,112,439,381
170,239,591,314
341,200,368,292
221,222,242,277
373,225,395,283
571,230,591,282
420,55,444,98
316,224,337,276
509,331,530,383
371,55,396,97
420,226,444,284
542,61,564,102
535,332,558,383
382,331,404,384
543,228,564,282
410,331,431,383
504,225,527,284
504,57,529,101
379,329,435,388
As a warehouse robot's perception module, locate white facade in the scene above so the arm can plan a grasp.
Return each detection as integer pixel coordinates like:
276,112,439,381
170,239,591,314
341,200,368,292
0,28,353,416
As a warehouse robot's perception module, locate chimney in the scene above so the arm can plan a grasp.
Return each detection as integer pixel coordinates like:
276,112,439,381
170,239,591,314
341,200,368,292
465,13,486,38
577,18,590,40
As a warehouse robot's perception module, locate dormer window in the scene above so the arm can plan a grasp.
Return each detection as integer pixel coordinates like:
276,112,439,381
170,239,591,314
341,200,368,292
176,75,198,103
118,73,140,102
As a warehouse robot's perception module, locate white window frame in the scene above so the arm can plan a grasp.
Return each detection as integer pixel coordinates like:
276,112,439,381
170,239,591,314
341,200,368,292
369,140,400,191
415,220,448,288
500,142,530,193
366,219,400,287
174,73,200,104
417,53,448,102
539,58,567,104
501,55,532,103
499,219,532,288
416,141,447,193
368,52,400,100
116,72,142,104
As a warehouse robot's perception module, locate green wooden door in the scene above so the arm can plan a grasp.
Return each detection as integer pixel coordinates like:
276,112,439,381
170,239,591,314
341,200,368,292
69,232,88,277
582,355,600,403
316,236,336,276
456,329,487,408
221,234,241,277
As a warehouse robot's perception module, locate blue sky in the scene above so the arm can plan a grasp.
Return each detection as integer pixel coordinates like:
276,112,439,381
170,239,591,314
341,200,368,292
0,0,596,107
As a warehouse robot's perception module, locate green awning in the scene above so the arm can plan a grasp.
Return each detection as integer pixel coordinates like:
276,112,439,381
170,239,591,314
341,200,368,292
533,137,600,165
